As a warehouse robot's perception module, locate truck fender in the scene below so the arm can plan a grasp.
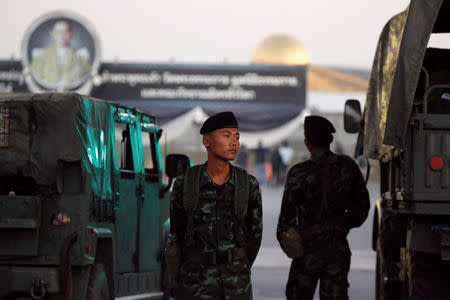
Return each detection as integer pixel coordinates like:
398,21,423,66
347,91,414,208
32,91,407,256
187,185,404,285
60,231,78,300
86,227,114,298
372,199,382,251
93,237,114,299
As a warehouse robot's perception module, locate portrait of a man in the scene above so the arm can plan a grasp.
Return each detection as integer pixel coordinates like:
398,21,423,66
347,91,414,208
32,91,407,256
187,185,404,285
30,20,91,89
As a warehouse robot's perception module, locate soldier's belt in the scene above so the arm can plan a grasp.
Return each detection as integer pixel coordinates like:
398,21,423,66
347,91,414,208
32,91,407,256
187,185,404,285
184,248,247,266
300,222,348,240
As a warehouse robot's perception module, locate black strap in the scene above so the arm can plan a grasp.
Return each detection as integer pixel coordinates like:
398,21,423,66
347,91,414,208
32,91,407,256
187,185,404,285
182,165,202,247
182,165,250,248
233,166,249,216
233,167,249,247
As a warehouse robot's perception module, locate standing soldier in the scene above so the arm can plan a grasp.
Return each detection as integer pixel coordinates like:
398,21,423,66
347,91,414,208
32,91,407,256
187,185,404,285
277,115,370,300
168,111,263,300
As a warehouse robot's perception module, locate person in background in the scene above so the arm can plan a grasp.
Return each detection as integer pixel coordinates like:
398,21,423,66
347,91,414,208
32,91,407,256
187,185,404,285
334,141,344,155
254,140,268,184
278,140,294,184
270,146,283,185
237,144,249,170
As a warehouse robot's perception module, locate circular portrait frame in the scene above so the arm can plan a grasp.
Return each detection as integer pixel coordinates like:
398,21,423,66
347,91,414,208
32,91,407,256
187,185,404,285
21,11,101,93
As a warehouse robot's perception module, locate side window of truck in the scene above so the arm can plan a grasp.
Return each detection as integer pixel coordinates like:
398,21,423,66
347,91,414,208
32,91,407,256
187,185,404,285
418,47,450,114
115,122,134,171
142,130,158,175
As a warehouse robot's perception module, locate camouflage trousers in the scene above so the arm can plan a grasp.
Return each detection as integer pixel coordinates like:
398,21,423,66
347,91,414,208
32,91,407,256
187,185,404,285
174,260,252,300
286,239,351,300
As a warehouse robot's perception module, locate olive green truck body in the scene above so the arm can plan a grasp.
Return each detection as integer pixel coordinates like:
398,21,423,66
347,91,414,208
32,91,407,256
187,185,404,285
0,93,172,299
344,0,450,298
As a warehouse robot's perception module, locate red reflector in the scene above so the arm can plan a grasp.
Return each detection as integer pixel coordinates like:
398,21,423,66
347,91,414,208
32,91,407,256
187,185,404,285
430,156,444,170
87,241,92,253
88,228,95,235
51,213,71,226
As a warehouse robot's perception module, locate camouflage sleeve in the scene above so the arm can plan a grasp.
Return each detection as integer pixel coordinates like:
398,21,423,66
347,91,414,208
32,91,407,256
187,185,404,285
276,169,300,243
245,176,262,267
346,159,370,229
169,175,186,243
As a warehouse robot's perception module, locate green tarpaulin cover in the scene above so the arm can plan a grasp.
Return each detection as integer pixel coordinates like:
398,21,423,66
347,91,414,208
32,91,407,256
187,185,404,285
362,0,449,159
0,93,159,200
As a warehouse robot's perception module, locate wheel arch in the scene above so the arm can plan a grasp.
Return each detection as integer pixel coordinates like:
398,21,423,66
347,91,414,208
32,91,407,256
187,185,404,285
372,199,382,251
94,237,115,299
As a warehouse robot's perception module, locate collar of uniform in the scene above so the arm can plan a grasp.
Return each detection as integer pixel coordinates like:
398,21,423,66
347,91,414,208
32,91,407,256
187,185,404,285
310,150,331,162
199,162,235,187
310,150,338,164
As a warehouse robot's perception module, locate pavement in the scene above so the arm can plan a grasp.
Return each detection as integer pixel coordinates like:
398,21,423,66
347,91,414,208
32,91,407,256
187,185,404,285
250,183,379,300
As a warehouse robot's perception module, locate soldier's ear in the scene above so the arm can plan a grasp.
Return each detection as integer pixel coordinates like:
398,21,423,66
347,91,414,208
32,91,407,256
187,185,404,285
203,135,210,147
304,138,309,147
304,139,312,152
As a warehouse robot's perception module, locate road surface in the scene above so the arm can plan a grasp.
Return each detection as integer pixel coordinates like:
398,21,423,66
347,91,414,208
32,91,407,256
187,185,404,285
251,183,378,300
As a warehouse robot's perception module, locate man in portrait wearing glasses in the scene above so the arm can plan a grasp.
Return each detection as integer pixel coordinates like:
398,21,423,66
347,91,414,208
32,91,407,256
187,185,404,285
31,20,90,89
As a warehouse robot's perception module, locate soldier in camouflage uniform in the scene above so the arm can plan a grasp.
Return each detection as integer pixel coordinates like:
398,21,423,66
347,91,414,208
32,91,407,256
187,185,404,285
277,116,370,300
170,111,263,300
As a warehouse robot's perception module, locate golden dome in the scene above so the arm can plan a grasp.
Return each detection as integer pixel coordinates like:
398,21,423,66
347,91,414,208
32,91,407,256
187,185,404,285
251,34,311,65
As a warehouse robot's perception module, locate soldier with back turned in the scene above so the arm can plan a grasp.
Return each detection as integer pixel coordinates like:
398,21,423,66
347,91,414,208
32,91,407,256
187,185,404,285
277,115,370,300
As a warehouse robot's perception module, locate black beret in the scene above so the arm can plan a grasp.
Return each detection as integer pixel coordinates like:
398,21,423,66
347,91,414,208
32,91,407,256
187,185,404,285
304,115,336,146
200,111,239,135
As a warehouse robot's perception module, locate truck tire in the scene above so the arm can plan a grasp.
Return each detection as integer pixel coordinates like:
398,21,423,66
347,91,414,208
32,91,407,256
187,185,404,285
376,245,400,300
376,251,391,300
403,252,450,300
375,253,382,300
162,262,173,300
86,264,110,300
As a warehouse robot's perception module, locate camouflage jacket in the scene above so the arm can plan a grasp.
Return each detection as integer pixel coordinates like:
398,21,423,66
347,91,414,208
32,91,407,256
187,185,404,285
170,163,262,299
277,151,370,247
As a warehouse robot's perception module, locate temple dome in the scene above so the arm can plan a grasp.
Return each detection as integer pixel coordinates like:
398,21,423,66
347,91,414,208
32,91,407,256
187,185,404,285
251,34,311,65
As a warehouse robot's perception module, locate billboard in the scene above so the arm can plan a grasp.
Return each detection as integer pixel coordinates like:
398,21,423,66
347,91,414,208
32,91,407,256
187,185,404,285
0,61,27,93
0,11,307,133
91,63,305,104
90,63,306,130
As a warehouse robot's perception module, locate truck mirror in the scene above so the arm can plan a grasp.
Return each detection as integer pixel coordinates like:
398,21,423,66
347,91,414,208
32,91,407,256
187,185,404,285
344,99,362,133
166,154,191,179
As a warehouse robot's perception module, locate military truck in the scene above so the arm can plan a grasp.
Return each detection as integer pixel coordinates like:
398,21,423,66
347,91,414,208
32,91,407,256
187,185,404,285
0,93,189,299
344,0,450,299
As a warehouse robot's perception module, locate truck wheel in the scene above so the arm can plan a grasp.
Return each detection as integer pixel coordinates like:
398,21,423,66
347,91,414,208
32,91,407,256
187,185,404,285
86,264,110,300
376,246,400,300
401,273,409,300
162,263,173,300
376,251,389,300
375,253,382,300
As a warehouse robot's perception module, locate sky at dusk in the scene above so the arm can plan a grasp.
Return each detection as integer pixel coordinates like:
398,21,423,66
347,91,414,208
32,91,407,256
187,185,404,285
0,0,443,68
